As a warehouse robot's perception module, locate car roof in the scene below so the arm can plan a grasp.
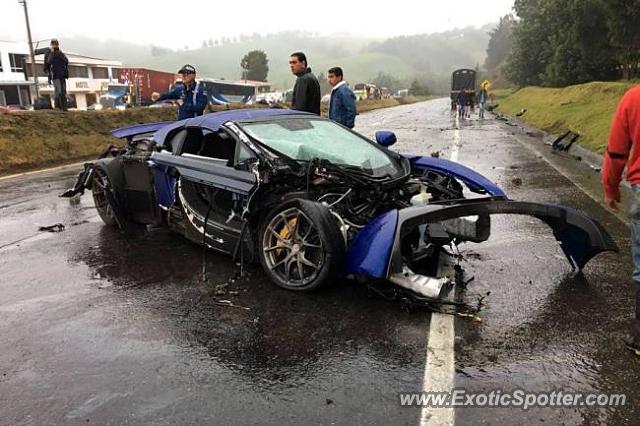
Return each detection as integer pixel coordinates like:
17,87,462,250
185,108,315,131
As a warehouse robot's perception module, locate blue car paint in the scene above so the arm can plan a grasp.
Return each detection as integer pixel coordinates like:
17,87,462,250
375,130,397,147
149,162,175,208
110,121,174,139
344,210,399,279
406,155,507,198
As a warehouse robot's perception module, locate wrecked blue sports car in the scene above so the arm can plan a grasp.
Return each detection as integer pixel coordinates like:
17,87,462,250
62,109,617,299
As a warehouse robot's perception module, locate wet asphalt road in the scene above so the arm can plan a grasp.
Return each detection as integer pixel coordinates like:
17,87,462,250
1,99,639,425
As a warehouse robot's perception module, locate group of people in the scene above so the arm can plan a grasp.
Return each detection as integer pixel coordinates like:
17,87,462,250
40,42,359,128
159,51,357,128
455,84,489,120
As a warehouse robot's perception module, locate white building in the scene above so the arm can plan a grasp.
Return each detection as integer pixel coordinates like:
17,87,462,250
27,52,122,110
0,40,31,106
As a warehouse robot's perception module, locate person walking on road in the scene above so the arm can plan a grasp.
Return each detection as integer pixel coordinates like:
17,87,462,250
43,39,69,111
601,84,640,354
289,52,321,115
478,84,488,119
456,89,468,120
327,67,357,128
157,64,208,120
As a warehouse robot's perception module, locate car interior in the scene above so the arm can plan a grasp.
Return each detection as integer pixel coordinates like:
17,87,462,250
177,128,240,166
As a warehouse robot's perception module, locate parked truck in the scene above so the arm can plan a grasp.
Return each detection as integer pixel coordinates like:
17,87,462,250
118,68,176,106
450,68,476,110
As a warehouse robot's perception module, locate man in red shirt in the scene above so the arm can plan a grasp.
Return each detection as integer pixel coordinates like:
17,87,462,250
602,84,640,353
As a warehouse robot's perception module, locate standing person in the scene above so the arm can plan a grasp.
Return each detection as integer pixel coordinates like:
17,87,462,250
289,52,320,115
43,39,69,111
456,89,468,119
478,84,488,119
327,67,357,128
157,64,208,120
601,84,640,354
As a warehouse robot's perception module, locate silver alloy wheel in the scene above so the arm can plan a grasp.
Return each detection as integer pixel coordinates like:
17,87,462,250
91,168,116,226
262,207,325,287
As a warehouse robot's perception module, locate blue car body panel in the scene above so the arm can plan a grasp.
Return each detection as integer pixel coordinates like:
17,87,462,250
348,200,618,281
344,210,399,278
149,163,175,208
406,155,507,198
110,121,174,139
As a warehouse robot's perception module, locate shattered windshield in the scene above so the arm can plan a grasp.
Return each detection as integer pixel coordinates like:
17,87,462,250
239,118,399,176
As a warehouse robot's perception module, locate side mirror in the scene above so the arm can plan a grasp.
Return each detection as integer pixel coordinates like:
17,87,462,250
375,130,397,147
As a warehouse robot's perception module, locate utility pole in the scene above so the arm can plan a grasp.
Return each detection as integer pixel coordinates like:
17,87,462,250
19,0,39,99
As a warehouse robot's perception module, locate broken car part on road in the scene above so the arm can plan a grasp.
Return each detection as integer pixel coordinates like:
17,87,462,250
61,109,618,302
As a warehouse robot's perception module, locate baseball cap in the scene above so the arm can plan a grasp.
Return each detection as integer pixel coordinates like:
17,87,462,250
178,64,196,74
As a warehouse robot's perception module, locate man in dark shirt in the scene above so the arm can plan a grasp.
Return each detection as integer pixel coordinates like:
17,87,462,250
43,39,69,111
289,52,320,115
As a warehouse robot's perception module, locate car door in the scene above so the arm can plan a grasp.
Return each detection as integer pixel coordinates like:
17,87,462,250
151,125,258,254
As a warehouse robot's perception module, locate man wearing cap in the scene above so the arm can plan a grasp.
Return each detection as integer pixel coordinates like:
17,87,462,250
43,39,69,111
157,64,208,120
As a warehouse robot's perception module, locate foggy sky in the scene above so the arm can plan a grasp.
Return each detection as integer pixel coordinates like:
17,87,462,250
1,0,514,48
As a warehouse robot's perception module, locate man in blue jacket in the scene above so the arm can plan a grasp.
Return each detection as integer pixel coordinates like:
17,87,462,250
157,64,208,120
327,67,357,128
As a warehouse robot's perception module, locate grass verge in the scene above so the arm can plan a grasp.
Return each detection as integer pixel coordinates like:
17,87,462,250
496,81,638,153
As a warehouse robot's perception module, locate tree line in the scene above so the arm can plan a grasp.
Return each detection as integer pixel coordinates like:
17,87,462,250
485,0,640,87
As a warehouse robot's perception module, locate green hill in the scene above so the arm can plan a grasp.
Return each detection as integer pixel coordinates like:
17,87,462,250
56,28,492,93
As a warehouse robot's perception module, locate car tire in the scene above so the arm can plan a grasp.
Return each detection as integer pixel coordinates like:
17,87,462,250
258,199,345,292
91,167,118,227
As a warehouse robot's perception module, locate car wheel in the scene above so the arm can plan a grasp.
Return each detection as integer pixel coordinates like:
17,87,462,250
91,167,118,227
259,199,345,291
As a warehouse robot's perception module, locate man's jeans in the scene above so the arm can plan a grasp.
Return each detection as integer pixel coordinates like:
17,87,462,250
629,185,640,282
52,78,67,111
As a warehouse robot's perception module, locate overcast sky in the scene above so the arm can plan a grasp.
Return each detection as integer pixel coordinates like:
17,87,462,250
1,0,515,48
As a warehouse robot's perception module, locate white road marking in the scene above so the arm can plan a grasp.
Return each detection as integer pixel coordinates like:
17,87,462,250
419,114,460,426
0,161,85,182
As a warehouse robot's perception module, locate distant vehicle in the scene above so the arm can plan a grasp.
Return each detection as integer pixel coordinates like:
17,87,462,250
99,84,131,110
118,68,176,106
395,89,409,98
353,83,380,101
33,97,53,110
450,69,476,109
256,91,285,104
199,79,257,105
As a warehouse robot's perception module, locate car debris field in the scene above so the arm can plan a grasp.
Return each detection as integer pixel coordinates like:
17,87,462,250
1,99,638,425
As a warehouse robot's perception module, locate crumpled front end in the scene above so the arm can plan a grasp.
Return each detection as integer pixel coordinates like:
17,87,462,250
344,199,618,300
